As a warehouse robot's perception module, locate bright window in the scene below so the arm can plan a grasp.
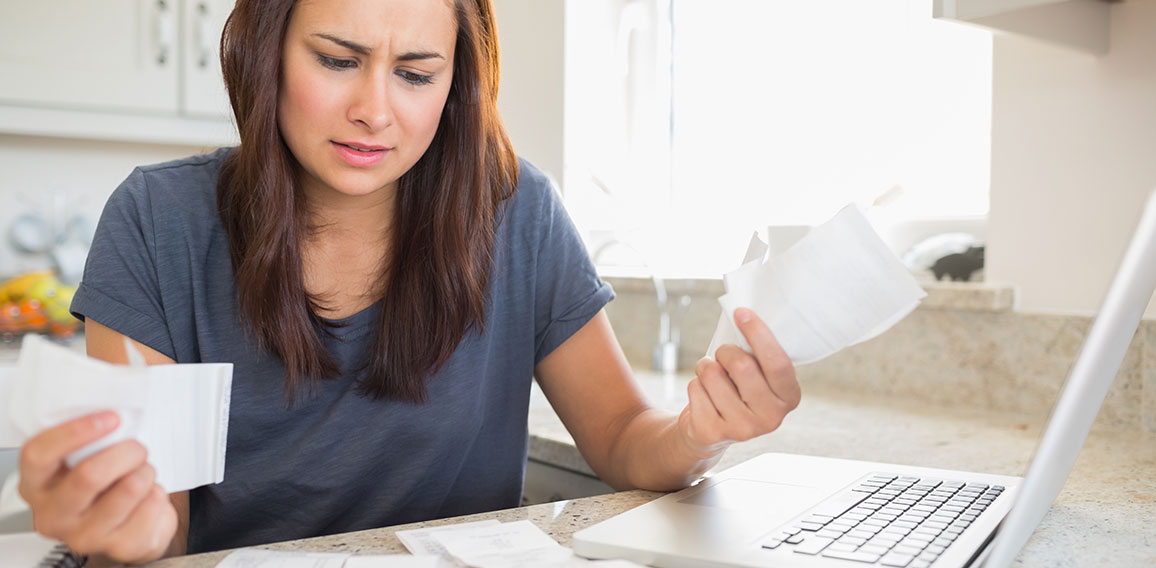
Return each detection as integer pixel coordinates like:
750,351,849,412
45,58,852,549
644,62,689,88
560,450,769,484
564,0,992,278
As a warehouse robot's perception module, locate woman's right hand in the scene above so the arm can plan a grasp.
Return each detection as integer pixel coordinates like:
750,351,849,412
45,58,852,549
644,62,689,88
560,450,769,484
18,410,177,564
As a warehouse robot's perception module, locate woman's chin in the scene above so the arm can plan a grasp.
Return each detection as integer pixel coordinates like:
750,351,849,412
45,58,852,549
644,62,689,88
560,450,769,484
319,174,398,199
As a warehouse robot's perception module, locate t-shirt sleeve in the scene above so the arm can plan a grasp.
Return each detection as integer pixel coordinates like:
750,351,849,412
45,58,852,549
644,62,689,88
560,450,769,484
526,166,615,364
70,167,177,360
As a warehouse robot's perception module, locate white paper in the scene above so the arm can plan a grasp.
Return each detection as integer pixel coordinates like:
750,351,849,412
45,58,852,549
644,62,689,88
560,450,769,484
707,205,926,365
343,556,445,568
217,549,349,568
396,519,502,556
217,549,446,568
0,334,233,492
432,520,646,568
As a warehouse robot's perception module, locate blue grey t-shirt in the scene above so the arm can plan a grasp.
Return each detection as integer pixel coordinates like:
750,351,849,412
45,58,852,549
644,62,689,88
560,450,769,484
70,148,613,553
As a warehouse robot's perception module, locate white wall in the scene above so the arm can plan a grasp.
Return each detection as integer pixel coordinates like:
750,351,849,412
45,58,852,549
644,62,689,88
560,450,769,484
0,135,208,279
985,1,1156,316
492,0,565,187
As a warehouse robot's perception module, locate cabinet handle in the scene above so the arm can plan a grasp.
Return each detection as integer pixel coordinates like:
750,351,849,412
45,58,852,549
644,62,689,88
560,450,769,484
154,0,176,66
195,1,214,69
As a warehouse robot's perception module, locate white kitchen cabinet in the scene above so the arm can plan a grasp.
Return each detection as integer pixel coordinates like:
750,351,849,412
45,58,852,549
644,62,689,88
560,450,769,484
522,459,613,506
182,0,234,119
0,1,179,113
933,0,1113,55
0,0,236,146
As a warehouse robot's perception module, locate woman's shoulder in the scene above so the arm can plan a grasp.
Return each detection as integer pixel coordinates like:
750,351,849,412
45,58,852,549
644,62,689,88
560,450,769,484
505,157,561,218
107,147,232,220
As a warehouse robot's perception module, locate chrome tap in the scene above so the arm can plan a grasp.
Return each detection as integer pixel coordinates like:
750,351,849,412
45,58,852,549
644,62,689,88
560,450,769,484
651,275,691,375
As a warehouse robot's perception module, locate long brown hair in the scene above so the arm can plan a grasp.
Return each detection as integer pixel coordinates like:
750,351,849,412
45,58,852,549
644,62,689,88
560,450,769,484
218,0,519,403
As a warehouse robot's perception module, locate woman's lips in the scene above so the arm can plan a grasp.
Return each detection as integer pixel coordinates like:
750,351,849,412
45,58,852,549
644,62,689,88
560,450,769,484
332,141,388,167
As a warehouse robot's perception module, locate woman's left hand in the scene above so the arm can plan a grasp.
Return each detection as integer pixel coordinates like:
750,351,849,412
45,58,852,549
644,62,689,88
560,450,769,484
677,308,801,458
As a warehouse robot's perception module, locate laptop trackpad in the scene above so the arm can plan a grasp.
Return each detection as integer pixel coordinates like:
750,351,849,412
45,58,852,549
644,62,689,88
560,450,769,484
678,478,828,517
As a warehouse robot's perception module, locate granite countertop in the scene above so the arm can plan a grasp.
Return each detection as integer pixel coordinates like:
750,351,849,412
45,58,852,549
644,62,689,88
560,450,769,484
530,373,1156,567
147,491,664,567
150,372,1155,567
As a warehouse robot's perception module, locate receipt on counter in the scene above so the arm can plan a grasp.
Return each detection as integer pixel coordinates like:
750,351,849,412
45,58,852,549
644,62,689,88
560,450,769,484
0,334,233,493
397,519,502,557
430,520,646,568
215,549,445,568
706,205,926,365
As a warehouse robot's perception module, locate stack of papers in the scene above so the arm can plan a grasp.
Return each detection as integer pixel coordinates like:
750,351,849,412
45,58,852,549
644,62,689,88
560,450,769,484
217,520,646,568
216,550,444,568
707,205,926,364
0,334,233,493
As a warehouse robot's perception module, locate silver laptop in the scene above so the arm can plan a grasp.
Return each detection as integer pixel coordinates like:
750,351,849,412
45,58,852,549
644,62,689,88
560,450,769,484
573,188,1156,568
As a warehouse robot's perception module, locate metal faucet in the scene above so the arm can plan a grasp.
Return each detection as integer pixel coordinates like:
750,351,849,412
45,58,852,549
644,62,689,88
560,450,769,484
650,275,692,375
591,238,692,375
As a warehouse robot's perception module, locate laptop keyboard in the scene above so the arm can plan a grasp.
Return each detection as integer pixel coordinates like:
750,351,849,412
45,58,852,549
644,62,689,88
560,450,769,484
761,473,1005,567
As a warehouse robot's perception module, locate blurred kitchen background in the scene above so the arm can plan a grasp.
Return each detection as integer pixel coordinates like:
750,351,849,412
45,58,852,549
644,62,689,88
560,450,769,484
0,0,1154,434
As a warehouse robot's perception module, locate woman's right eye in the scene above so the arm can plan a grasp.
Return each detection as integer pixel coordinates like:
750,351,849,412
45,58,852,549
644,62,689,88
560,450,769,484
316,53,357,71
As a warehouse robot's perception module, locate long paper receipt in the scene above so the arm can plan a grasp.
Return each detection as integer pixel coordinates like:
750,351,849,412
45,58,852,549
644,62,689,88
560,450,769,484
707,205,926,364
0,334,233,492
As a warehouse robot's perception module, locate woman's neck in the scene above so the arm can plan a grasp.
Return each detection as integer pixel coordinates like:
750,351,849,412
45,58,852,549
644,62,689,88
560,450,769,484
302,179,397,240
299,176,396,318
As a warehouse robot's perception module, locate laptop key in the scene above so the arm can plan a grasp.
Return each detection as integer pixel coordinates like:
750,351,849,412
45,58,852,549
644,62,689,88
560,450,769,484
870,534,902,547
859,544,892,556
880,552,916,567
792,536,835,555
817,529,845,539
810,490,872,519
785,534,805,545
760,538,783,550
797,521,825,531
826,542,860,552
893,544,923,556
822,549,882,563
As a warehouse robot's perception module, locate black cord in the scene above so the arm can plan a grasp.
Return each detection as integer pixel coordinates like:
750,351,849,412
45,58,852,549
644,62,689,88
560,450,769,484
37,544,86,568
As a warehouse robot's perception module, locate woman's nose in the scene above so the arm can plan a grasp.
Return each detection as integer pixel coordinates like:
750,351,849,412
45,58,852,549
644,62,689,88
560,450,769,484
348,73,393,132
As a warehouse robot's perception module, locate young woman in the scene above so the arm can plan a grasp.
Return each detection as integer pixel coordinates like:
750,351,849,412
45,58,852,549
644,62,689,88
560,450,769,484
16,0,801,564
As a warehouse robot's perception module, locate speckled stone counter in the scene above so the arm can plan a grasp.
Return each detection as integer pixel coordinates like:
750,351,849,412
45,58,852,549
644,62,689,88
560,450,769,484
145,491,662,568
148,373,1155,567
531,374,1156,567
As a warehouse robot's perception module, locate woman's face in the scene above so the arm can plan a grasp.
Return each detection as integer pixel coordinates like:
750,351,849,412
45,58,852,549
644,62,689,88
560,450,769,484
279,0,457,202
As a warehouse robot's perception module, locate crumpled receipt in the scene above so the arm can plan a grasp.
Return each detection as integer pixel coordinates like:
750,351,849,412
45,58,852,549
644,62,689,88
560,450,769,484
0,334,233,493
706,205,926,365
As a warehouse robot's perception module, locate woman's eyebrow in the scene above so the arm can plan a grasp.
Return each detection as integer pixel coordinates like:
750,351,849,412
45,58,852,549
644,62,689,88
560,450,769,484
396,51,444,62
314,33,371,55
312,33,444,62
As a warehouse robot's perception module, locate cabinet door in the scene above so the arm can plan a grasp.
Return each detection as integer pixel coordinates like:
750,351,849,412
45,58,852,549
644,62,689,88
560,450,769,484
0,0,179,113
182,0,234,119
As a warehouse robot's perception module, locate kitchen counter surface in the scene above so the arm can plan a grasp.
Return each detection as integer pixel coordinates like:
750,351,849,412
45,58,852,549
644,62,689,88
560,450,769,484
149,372,1155,567
530,372,1156,567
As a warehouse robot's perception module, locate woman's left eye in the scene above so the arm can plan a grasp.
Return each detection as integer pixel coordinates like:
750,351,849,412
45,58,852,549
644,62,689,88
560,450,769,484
398,70,434,86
